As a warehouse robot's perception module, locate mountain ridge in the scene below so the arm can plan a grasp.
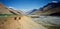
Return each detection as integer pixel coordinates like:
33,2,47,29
0,3,22,15
27,1,60,16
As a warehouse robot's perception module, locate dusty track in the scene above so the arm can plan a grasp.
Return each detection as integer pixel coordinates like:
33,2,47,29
0,16,46,29
20,16,46,29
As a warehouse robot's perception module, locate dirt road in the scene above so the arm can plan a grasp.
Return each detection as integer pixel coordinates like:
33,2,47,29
19,16,46,29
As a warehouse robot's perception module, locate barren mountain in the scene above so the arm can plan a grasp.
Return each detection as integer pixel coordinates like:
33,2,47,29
0,3,22,15
0,3,12,14
28,1,60,16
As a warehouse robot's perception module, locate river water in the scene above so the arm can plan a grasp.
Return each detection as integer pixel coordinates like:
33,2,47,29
32,16,60,29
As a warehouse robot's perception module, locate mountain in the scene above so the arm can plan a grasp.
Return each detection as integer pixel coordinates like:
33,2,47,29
8,8,23,15
0,3,12,14
26,9,38,15
0,3,22,15
28,1,60,16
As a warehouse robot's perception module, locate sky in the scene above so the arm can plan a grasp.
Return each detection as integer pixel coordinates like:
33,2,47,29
0,0,60,12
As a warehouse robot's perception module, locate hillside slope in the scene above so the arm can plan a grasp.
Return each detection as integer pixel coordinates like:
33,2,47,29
28,1,60,16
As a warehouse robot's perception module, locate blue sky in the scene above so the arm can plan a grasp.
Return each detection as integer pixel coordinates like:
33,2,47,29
0,0,60,12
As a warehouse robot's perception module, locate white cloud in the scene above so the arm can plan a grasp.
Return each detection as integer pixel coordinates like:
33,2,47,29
52,1,58,3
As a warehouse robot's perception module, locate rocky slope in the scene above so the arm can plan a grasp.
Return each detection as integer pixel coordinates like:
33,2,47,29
0,3,22,15
28,1,60,16
0,3,12,14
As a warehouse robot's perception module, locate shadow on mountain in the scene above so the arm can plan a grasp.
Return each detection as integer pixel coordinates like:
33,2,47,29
49,12,60,16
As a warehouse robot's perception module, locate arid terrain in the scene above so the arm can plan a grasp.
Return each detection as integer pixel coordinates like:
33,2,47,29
0,1,60,29
0,15,46,29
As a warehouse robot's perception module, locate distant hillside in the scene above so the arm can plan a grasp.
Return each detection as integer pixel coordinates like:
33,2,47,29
8,8,23,15
28,1,60,16
0,3,22,16
0,3,12,14
26,9,38,15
